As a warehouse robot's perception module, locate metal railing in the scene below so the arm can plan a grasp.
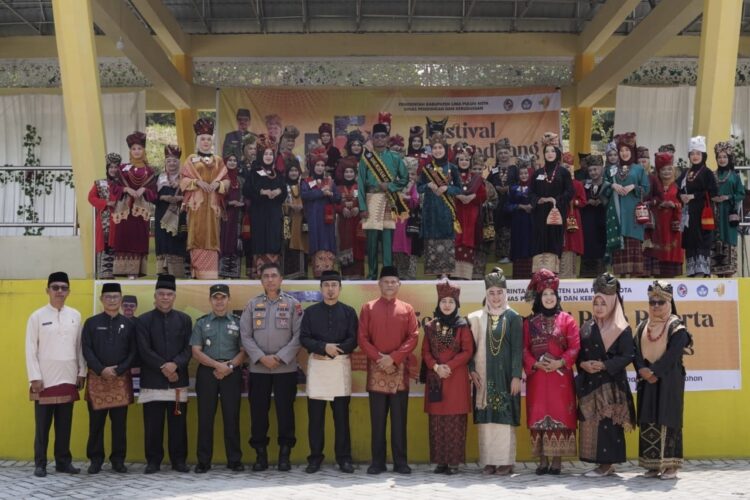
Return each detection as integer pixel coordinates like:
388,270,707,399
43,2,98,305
0,165,77,235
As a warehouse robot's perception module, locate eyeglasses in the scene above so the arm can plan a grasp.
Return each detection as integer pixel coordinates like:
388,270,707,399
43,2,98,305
49,285,69,292
649,300,667,306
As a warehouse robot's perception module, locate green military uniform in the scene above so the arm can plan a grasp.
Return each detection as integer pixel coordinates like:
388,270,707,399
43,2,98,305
191,311,244,469
356,148,408,279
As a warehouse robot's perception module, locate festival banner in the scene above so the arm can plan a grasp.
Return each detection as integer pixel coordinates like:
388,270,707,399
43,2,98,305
95,279,740,396
217,87,561,164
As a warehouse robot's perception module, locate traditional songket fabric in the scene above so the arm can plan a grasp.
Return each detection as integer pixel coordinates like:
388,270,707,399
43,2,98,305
468,269,523,468
180,154,229,280
522,269,580,458
155,147,188,278
392,180,420,280
88,160,118,279
111,160,157,277
634,281,692,472
302,171,341,278
453,165,487,280
472,177,499,279
561,175,586,278
576,274,636,465
422,281,474,466
417,154,462,276
712,141,745,277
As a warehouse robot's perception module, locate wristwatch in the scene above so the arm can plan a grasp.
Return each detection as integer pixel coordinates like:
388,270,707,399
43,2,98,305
228,363,235,370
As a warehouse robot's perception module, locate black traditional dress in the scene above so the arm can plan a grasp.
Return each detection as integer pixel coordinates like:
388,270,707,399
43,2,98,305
679,163,717,276
245,166,287,276
576,321,636,464
634,316,691,471
580,180,611,278
528,162,574,271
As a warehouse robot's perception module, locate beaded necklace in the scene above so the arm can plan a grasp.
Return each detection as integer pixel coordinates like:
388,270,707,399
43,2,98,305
488,313,508,356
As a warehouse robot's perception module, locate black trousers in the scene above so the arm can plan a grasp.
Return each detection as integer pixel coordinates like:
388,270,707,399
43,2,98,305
307,396,352,464
248,371,297,449
368,390,409,467
142,400,188,466
86,402,128,465
34,401,73,468
195,364,242,465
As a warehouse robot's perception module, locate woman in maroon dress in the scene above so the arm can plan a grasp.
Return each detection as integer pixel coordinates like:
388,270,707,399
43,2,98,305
422,280,474,475
523,268,580,475
645,152,683,277
336,157,365,279
111,131,158,278
219,153,245,278
452,143,487,280
88,153,120,278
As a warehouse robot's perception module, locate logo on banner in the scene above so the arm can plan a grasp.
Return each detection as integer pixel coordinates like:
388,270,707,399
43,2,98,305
521,98,532,110
677,284,688,297
697,285,709,297
503,99,514,111
714,283,726,297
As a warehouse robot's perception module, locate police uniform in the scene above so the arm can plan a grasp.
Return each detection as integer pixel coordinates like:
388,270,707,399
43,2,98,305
222,130,245,160
240,291,302,469
191,306,244,469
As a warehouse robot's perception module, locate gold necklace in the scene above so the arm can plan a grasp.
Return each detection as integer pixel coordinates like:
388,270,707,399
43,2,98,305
488,313,507,356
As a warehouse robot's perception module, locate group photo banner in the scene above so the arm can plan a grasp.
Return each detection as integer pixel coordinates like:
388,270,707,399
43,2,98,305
218,87,562,162
94,279,740,396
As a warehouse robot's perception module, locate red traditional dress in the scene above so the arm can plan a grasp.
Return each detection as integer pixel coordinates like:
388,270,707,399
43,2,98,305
88,178,117,278
523,311,580,457
560,179,586,277
336,181,365,279
422,317,474,466
453,169,487,280
111,161,157,277
645,178,683,277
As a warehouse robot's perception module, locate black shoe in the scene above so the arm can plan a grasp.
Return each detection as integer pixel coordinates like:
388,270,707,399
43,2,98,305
55,463,80,474
227,462,245,472
548,467,561,475
111,463,128,473
305,461,321,474
87,462,102,474
446,466,459,475
433,464,448,474
252,448,268,472
33,466,47,478
338,460,354,474
394,464,412,475
194,463,211,474
144,463,160,474
278,445,292,472
535,465,549,475
172,463,190,473
367,464,386,475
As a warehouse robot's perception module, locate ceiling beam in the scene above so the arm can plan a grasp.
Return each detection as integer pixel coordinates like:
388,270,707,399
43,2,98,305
356,0,361,32
460,0,477,32
130,0,190,56
518,0,536,18
250,0,265,34
408,0,417,32
92,0,192,108
576,0,704,107
189,0,210,33
0,0,41,35
578,0,640,55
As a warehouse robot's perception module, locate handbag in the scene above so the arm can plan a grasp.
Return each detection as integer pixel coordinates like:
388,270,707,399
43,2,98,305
282,215,291,240
482,208,496,243
701,192,716,230
240,212,251,240
546,201,562,226
565,203,579,233
634,202,651,225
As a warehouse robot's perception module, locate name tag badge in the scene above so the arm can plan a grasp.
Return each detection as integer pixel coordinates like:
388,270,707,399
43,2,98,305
227,324,239,331
42,322,52,326
96,326,108,330
536,174,546,180
491,167,499,175
308,180,318,188
205,338,211,347
122,164,132,172
257,170,268,177
353,189,358,197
